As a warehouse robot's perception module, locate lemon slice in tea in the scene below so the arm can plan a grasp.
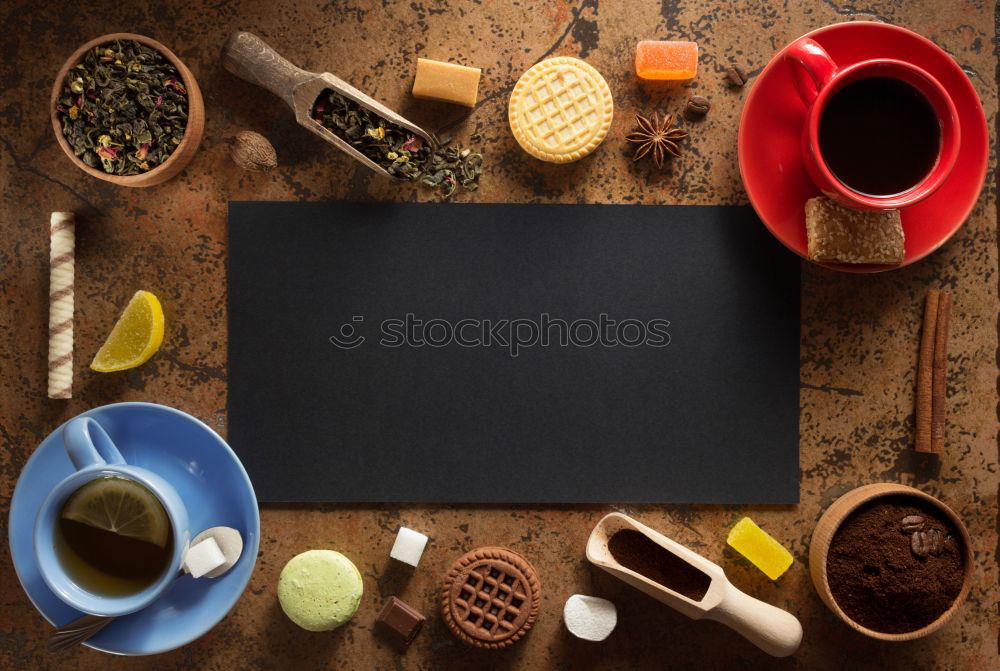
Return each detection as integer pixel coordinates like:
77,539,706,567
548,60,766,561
61,476,170,548
90,290,165,372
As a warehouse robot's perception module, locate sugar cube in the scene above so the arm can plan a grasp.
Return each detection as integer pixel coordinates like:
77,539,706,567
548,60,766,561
191,526,244,578
390,527,428,567
183,536,227,579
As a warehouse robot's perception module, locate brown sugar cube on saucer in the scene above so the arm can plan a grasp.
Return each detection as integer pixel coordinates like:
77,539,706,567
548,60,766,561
440,546,541,649
375,596,425,649
805,196,904,264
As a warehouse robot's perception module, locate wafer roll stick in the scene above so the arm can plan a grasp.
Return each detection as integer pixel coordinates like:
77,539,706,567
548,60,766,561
48,212,75,399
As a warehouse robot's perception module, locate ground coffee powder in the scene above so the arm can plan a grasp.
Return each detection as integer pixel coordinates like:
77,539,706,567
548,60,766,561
607,529,711,601
827,495,965,633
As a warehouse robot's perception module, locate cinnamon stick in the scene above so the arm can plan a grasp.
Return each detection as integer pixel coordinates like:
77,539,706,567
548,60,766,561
914,290,939,452
930,292,951,453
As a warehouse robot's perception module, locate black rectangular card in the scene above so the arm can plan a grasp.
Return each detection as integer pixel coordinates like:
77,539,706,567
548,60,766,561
228,202,799,503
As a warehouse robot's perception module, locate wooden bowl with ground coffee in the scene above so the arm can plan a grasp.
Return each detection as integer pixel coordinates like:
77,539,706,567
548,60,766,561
809,483,972,641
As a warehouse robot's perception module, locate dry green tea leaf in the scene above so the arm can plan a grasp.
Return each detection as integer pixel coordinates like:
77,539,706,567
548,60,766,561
312,89,482,197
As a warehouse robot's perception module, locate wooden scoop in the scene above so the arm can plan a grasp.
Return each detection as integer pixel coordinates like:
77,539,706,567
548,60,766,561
586,512,802,658
222,31,435,179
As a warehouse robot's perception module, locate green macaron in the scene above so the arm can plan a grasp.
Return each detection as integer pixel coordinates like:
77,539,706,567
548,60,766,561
277,549,364,631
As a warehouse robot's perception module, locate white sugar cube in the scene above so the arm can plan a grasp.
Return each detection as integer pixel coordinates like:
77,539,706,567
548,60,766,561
183,537,227,579
389,527,428,567
191,526,244,579
563,594,617,642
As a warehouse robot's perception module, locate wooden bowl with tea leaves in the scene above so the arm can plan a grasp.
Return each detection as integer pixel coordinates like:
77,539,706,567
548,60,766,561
809,483,973,642
50,33,204,187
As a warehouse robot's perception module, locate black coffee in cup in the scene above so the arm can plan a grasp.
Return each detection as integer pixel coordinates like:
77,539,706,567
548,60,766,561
819,76,940,197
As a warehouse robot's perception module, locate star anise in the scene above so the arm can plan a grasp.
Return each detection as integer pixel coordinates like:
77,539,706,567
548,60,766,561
626,113,689,169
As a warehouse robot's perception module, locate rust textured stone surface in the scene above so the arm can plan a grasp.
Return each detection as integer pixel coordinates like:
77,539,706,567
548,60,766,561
0,1,997,669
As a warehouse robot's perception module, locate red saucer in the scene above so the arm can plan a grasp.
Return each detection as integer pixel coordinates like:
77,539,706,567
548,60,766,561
739,22,988,272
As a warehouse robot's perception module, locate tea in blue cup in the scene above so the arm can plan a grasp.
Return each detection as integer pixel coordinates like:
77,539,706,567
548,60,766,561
34,417,191,617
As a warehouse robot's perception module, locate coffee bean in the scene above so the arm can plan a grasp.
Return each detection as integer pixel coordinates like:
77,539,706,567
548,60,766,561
727,64,749,88
927,529,944,555
685,95,711,118
901,515,924,533
911,531,929,558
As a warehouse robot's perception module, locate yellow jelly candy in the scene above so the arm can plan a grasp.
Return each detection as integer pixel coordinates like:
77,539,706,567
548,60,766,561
726,517,793,580
90,290,165,372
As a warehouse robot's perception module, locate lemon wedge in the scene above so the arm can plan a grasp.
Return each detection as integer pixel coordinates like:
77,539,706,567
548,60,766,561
61,476,170,548
90,290,164,372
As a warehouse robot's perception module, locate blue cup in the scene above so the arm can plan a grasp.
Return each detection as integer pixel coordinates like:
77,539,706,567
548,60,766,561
34,417,191,617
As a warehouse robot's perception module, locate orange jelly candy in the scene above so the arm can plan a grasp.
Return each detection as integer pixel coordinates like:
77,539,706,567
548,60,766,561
635,41,698,81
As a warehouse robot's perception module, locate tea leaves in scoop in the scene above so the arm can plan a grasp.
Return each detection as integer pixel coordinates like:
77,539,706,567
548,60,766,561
312,89,483,197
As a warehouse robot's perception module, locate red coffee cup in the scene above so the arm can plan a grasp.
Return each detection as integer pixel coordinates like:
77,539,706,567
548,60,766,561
784,37,960,210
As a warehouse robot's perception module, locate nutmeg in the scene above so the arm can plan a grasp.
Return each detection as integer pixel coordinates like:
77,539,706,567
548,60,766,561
230,130,277,171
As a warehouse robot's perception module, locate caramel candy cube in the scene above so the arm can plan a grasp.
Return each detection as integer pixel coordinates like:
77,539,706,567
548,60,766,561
635,41,698,81
412,58,481,107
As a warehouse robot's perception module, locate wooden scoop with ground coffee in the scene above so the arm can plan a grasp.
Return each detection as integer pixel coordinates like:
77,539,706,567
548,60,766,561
586,513,802,658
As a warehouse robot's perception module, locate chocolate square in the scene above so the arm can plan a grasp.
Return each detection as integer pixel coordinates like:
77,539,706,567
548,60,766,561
375,597,425,649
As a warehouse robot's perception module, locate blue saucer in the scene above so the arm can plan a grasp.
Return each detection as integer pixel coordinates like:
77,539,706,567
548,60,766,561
9,402,260,655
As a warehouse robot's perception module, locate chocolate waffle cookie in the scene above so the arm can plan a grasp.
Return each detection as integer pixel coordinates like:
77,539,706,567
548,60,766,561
440,546,541,649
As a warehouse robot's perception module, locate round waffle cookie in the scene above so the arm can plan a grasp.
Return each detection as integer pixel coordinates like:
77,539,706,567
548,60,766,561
508,57,614,163
440,546,542,649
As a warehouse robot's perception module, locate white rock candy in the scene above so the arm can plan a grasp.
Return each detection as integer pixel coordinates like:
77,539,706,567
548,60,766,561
389,527,428,567
563,594,617,642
